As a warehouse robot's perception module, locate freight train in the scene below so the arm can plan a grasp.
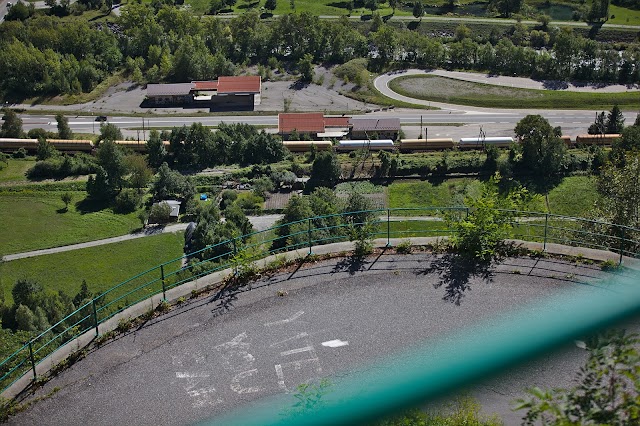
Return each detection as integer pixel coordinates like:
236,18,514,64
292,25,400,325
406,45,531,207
0,134,622,155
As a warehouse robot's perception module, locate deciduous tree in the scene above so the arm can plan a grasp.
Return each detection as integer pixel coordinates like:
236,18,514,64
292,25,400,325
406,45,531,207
514,114,566,177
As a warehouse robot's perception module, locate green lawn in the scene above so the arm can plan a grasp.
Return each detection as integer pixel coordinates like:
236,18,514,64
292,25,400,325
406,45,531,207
0,159,35,183
388,176,599,218
389,75,640,110
0,232,185,306
546,175,598,217
0,192,142,256
608,5,640,25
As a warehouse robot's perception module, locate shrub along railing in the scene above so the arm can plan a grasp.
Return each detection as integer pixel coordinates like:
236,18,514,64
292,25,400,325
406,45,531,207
1,207,639,396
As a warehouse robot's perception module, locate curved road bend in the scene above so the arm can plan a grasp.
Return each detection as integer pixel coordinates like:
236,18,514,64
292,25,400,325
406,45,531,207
6,253,622,425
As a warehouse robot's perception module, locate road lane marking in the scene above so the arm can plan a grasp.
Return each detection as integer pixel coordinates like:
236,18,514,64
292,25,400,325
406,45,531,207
270,332,309,347
322,339,349,348
264,310,304,327
280,346,314,356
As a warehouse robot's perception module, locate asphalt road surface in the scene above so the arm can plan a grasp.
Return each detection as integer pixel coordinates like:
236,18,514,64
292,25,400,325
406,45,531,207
17,110,617,141
8,253,626,426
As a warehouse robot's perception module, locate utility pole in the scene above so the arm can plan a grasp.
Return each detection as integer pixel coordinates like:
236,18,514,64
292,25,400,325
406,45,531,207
419,115,423,139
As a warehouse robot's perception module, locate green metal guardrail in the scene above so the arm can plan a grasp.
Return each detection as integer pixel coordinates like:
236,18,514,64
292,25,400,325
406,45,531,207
1,207,638,397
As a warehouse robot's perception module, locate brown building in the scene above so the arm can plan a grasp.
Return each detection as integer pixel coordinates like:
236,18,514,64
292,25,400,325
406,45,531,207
146,76,261,109
278,113,350,139
349,117,401,140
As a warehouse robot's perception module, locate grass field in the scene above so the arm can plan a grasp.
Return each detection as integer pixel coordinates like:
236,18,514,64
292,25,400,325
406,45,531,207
0,192,142,256
608,5,640,25
389,75,640,110
0,159,35,183
387,176,599,217
0,232,185,306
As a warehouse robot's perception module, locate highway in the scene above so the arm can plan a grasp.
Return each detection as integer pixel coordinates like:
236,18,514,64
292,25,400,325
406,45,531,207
17,110,624,140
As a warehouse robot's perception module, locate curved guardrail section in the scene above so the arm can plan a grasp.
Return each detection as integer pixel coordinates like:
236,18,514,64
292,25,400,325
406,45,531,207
1,207,638,397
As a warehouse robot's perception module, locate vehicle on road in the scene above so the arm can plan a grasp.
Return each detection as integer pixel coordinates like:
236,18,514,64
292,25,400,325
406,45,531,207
95,115,107,122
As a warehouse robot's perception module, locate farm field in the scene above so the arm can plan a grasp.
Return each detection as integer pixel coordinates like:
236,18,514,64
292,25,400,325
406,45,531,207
0,232,185,306
389,75,640,110
0,191,141,256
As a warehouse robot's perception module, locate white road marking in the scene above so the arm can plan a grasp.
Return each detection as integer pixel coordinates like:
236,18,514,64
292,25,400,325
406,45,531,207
230,369,262,394
322,339,349,348
264,310,304,327
280,346,314,356
270,332,308,347
175,372,210,379
275,364,287,391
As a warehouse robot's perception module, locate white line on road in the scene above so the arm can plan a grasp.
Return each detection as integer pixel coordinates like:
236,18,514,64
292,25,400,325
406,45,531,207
322,340,349,348
264,310,304,327
280,346,314,357
270,332,309,347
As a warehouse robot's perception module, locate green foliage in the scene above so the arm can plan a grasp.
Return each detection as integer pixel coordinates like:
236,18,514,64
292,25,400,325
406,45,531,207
148,201,172,224
36,138,57,161
593,152,640,229
146,130,167,169
60,192,73,210
152,163,195,202
27,154,97,180
113,188,141,213
514,114,566,177
381,395,502,425
516,330,640,426
450,174,529,261
0,110,23,138
308,151,341,189
55,114,73,140
290,379,332,416
395,239,412,254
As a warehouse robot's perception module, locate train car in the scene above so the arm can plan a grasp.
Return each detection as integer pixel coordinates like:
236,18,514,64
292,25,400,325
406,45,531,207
336,140,395,152
47,139,94,152
459,137,514,149
114,140,149,153
575,134,621,146
399,138,455,152
560,136,572,147
282,141,333,152
0,138,38,152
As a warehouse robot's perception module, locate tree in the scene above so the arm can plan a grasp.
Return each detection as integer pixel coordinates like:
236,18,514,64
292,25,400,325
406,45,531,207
224,203,254,236
516,330,640,426
364,0,378,13
96,140,127,193
146,130,167,169
264,0,276,13
588,111,607,135
297,53,314,83
0,109,23,138
97,123,123,144
308,151,341,189
126,154,153,193
36,138,57,161
514,114,566,177
61,192,73,211
12,278,43,312
593,152,640,229
389,0,398,14
152,162,195,201
606,104,625,134
451,173,529,261
272,194,314,250
412,1,424,20
55,113,73,139
148,202,172,224
488,0,522,17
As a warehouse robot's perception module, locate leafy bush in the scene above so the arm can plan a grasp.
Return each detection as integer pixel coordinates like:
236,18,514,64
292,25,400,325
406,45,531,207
113,189,141,214
395,239,412,254
148,202,172,224
334,58,369,84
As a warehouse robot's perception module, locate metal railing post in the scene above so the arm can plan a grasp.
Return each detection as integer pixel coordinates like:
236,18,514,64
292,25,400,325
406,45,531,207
465,207,470,218
28,340,36,380
160,264,166,300
543,213,549,251
387,208,391,247
92,299,99,337
232,238,238,275
619,226,625,266
308,218,313,255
